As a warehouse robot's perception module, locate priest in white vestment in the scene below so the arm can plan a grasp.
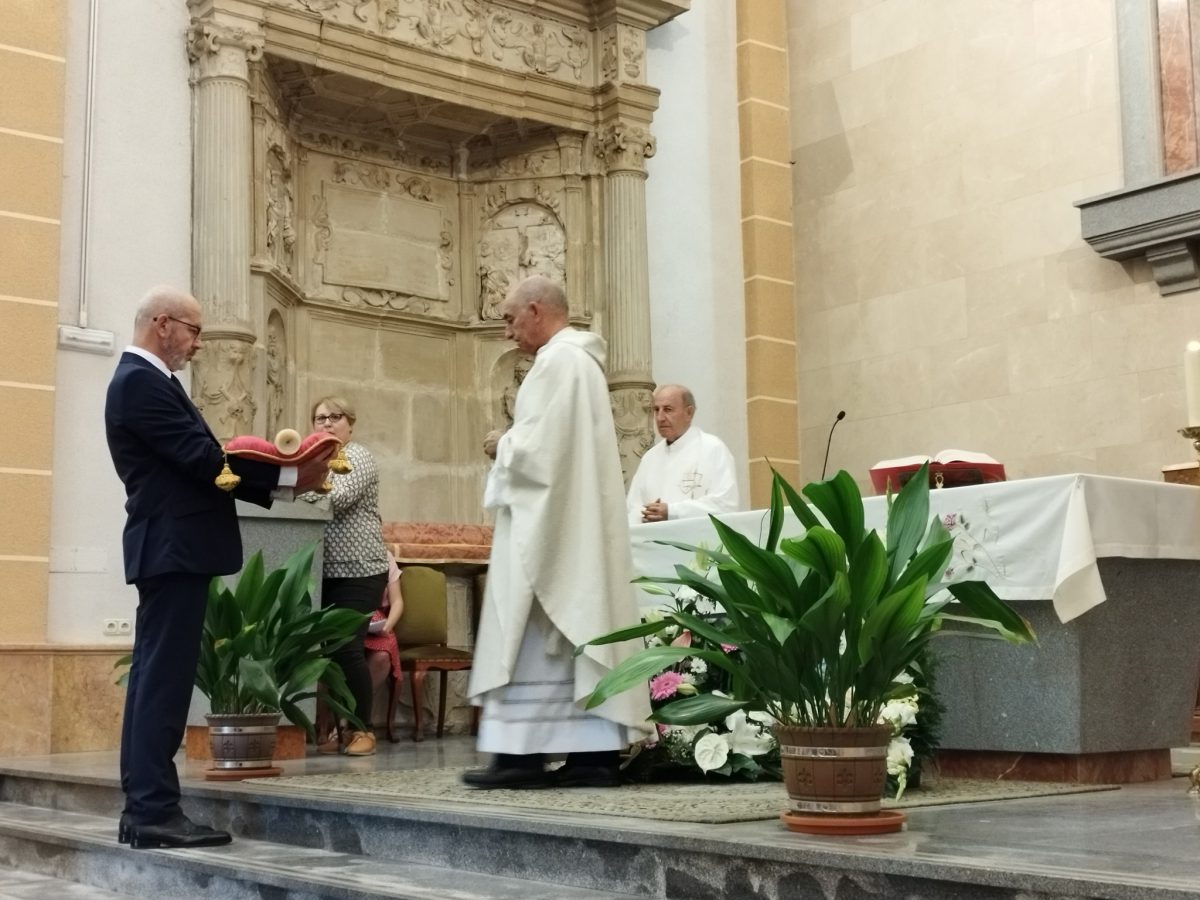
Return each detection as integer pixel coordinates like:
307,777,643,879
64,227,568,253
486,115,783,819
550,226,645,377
626,384,740,525
465,275,652,790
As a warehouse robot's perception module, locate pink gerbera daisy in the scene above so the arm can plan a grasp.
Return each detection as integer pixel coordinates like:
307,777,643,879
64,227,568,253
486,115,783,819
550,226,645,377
650,671,684,700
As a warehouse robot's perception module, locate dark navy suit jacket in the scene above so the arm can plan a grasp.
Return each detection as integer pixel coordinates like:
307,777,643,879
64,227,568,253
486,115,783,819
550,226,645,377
105,351,279,584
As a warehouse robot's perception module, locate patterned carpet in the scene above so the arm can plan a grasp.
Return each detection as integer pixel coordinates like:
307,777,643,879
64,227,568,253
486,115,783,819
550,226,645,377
255,767,1119,824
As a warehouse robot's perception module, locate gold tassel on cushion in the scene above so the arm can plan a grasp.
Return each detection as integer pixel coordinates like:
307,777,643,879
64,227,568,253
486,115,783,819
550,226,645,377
329,442,352,474
214,451,241,491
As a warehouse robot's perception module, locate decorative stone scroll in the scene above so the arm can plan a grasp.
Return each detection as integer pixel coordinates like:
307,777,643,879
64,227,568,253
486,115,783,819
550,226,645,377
596,120,657,173
272,0,592,85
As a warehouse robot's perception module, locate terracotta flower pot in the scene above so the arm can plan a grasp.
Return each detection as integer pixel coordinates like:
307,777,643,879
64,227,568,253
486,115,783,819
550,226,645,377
774,724,904,834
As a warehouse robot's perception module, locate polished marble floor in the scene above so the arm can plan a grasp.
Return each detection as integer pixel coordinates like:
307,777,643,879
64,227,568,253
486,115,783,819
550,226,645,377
2,737,1200,898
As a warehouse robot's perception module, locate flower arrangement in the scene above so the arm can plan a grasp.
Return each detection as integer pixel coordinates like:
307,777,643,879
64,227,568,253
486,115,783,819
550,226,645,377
624,561,781,781
627,551,942,794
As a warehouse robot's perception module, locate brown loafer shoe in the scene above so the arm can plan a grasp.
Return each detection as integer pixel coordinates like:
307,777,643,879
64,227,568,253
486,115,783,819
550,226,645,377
343,730,376,756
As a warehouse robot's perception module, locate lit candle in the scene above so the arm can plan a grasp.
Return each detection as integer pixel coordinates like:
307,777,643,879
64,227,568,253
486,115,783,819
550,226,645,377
1186,341,1200,426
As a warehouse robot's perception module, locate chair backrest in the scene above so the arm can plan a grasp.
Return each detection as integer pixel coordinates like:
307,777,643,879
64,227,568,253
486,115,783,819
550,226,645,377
397,565,449,646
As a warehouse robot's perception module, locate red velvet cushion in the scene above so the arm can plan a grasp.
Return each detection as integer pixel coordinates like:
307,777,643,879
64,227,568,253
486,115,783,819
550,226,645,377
224,431,340,465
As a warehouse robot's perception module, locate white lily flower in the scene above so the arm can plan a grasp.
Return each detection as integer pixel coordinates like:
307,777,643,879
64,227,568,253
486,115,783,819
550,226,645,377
693,732,729,772
723,710,775,757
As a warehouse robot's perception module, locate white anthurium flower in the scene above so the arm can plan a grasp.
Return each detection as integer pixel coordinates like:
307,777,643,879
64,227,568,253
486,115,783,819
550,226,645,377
723,710,776,757
886,735,914,776
693,732,730,772
878,697,918,732
747,709,777,727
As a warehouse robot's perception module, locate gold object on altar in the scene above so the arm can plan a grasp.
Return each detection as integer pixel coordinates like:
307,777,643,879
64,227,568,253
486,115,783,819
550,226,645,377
215,451,241,492
1188,764,1200,795
329,443,352,475
274,428,302,455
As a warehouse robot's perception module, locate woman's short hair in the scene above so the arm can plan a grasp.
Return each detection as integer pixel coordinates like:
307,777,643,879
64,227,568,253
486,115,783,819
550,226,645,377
311,395,356,425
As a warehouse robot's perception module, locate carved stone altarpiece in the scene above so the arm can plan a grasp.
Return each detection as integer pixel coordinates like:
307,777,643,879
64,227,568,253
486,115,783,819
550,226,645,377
187,0,689,513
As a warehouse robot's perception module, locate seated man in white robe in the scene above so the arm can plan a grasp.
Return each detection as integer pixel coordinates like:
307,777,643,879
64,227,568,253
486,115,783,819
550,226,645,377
465,275,652,790
626,384,740,525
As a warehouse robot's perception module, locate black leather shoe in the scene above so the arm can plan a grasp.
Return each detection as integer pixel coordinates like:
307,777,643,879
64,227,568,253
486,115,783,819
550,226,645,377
461,764,553,790
128,814,232,850
118,813,131,844
554,764,622,788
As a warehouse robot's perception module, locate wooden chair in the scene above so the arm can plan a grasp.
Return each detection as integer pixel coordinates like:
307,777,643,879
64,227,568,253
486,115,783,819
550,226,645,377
395,565,476,741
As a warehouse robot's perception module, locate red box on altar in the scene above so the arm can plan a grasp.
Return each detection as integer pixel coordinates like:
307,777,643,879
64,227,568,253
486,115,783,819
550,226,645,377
869,451,1006,496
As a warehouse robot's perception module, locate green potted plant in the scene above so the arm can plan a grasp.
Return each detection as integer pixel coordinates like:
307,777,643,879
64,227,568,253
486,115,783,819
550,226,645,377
196,543,365,771
582,464,1035,833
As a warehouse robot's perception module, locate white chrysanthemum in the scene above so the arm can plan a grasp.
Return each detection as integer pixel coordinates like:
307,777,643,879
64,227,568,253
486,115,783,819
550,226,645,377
723,710,776,757
689,657,708,676
680,671,696,684
693,732,730,772
693,597,719,615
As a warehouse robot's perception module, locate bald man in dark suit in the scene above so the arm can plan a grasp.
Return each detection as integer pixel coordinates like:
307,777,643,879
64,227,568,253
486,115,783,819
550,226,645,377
105,286,331,849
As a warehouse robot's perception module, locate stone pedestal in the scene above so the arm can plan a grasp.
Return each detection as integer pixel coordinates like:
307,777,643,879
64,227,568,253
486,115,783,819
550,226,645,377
932,558,1200,783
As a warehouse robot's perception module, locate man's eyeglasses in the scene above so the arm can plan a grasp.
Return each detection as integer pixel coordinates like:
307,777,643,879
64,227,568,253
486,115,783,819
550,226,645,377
161,315,202,338
313,413,345,425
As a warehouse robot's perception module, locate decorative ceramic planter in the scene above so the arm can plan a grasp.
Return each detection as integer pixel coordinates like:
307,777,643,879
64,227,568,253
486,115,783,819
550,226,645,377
205,712,281,775
774,724,905,834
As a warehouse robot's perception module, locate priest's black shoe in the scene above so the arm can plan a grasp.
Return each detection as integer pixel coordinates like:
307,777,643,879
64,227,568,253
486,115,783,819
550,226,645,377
127,813,232,850
554,763,622,788
118,813,131,844
555,750,622,788
462,753,550,790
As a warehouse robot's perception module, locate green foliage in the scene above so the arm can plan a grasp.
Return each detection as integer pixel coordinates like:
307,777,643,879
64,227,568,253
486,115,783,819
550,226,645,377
194,545,366,737
111,545,366,738
583,464,1036,728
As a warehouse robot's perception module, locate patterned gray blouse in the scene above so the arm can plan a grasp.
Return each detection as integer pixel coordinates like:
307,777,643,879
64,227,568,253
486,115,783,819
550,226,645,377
317,440,388,579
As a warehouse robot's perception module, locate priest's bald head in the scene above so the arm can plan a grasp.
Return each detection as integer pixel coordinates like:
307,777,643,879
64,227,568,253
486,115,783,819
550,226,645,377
500,275,569,355
653,384,696,444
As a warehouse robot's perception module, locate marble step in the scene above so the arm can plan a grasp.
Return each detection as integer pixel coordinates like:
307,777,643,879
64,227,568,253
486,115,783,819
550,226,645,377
0,862,133,900
0,801,636,900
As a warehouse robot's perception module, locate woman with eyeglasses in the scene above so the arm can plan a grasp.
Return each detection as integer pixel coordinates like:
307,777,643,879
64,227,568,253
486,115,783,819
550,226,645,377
306,396,388,756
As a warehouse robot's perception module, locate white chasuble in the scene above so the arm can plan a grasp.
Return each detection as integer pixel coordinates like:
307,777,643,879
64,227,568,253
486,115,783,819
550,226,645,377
468,328,652,752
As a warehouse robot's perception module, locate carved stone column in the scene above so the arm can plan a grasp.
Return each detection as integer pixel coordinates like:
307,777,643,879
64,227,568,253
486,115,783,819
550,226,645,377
598,120,657,483
187,18,263,440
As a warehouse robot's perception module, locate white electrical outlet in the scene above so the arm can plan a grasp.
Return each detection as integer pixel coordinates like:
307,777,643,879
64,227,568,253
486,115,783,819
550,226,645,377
116,619,132,635
102,619,120,636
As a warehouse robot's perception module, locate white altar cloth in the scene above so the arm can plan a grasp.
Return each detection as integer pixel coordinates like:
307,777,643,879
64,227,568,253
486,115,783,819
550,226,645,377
629,475,1200,623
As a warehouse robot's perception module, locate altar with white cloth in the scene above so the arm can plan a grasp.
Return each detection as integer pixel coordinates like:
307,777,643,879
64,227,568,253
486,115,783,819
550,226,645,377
629,475,1200,781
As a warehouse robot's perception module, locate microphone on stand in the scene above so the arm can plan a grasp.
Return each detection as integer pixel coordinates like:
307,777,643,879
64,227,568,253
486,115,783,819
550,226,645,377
821,410,846,480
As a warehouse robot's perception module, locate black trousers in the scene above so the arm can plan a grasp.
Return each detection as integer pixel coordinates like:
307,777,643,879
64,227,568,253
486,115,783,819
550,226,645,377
120,573,210,826
322,573,387,729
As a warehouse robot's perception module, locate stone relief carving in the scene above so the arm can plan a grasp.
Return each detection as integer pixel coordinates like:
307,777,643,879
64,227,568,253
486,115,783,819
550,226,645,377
265,314,287,436
480,182,561,220
600,29,618,83
269,0,591,85
312,193,332,265
477,200,565,320
332,160,434,200
500,353,533,429
596,121,657,172
340,287,434,314
622,28,644,79
192,338,258,441
439,220,456,287
265,146,297,275
610,386,655,487
293,123,451,172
